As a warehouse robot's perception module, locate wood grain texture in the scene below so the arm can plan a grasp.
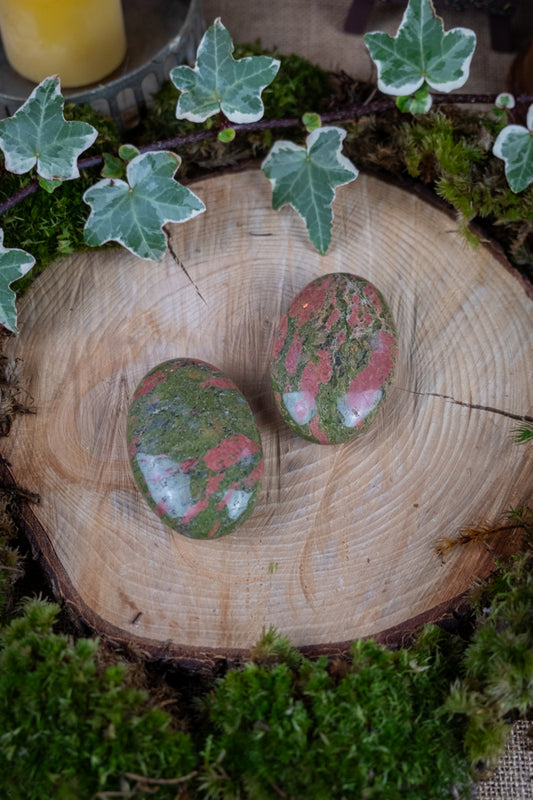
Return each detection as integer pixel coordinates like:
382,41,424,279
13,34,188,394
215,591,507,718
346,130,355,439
1,170,532,665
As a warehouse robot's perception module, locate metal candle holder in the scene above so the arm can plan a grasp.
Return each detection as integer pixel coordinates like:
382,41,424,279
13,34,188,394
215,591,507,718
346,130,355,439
0,0,205,129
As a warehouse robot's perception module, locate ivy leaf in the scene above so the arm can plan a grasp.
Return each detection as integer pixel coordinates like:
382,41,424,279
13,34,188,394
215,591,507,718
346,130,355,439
38,177,62,194
397,84,433,114
495,93,515,110
0,230,35,333
83,150,206,261
302,112,321,132
119,144,140,162
0,76,98,181
218,127,236,143
170,18,280,123
493,105,533,193
101,153,125,180
262,126,358,254
364,0,476,97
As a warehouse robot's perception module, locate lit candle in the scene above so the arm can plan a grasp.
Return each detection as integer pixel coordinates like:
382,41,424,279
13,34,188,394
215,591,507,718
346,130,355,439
0,0,126,88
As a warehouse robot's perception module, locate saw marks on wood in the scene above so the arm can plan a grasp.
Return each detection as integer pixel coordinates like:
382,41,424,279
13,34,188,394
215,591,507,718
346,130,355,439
2,170,532,663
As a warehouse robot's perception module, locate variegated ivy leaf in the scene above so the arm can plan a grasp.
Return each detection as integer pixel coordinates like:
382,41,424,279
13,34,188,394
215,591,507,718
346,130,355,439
364,0,476,98
262,126,358,255
83,150,206,261
495,93,515,110
493,104,533,193
0,230,35,333
170,18,280,123
0,76,97,181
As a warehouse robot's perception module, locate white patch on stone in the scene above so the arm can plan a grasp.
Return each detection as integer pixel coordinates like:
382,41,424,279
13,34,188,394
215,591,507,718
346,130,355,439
336,388,382,428
225,489,252,520
136,453,193,518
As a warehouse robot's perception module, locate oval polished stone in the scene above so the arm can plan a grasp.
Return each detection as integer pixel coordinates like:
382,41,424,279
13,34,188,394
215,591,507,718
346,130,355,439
127,359,263,539
271,272,398,444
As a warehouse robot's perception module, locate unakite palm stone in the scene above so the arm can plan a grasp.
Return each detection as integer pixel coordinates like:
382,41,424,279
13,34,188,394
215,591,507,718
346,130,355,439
127,359,263,539
271,273,398,444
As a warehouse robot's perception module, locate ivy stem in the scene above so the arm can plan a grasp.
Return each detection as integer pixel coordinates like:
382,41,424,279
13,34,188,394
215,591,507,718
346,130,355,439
0,181,40,216
0,92,532,219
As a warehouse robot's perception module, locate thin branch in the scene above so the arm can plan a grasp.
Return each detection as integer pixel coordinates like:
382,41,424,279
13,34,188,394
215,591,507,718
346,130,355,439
123,770,198,786
1,91,532,220
0,181,39,216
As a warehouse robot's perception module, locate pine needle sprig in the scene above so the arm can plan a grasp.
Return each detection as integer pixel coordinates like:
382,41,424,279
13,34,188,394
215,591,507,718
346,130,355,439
436,507,533,559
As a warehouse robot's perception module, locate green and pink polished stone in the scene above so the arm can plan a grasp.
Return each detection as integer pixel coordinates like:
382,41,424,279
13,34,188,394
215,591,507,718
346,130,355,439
271,272,398,444
126,358,263,539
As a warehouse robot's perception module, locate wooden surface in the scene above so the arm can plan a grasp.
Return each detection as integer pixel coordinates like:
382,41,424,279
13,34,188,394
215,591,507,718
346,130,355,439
2,170,532,666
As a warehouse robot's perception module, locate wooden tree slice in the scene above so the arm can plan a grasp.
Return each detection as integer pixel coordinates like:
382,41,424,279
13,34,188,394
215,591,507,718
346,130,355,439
1,170,532,668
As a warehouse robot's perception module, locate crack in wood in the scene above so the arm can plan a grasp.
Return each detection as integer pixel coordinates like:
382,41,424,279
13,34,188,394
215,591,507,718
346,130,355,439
167,240,207,305
399,387,533,423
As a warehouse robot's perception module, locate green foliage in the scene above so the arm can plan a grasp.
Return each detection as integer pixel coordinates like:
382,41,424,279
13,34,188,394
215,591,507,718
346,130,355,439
388,109,533,254
0,45,333,308
445,509,533,766
218,127,236,143
0,231,35,332
1,512,533,799
262,126,358,253
83,150,205,260
0,597,196,800
0,76,97,181
0,172,102,296
0,100,122,296
399,112,487,185
514,422,533,444
302,112,321,133
396,84,432,114
0,492,23,620
199,626,472,800
138,46,334,166
493,105,533,193
364,0,476,105
171,19,280,124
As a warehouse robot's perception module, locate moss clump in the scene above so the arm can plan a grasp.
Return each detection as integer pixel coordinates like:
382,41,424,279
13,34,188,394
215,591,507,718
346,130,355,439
341,105,533,280
198,626,472,800
0,494,23,621
0,598,196,800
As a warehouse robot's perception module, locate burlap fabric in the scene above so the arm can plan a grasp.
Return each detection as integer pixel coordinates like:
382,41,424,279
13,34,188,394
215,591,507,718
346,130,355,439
476,721,533,800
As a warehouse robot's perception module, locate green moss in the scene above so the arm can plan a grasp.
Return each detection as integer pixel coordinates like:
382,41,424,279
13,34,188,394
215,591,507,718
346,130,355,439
445,509,533,767
0,494,22,620
0,598,196,800
341,106,533,280
198,626,472,800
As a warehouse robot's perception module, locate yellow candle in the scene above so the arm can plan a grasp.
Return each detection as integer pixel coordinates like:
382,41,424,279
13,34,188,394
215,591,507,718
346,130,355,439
0,0,126,88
